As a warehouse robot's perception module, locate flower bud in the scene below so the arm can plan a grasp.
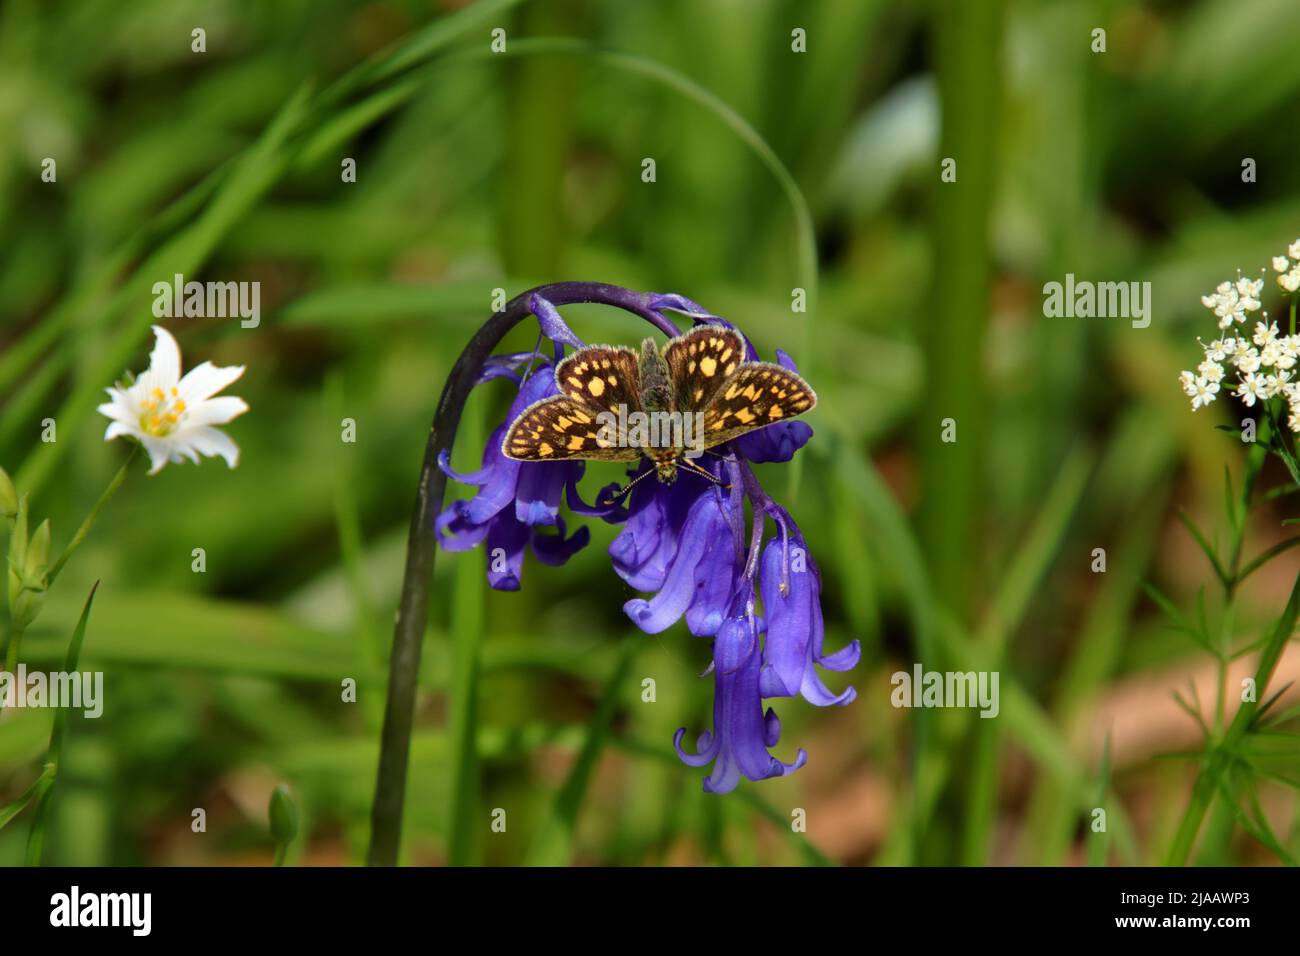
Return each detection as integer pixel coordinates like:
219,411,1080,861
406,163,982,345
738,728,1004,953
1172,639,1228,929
26,519,51,580
9,583,45,632
0,467,16,520
7,495,28,578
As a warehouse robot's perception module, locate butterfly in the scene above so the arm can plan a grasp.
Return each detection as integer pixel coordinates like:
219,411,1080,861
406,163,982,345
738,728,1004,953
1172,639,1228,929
501,324,816,492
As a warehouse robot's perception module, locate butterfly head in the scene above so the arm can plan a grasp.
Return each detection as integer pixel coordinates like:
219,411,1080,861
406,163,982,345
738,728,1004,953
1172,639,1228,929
650,448,680,484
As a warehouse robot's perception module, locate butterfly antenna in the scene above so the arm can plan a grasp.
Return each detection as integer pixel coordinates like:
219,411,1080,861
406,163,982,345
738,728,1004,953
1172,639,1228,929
601,467,656,506
681,457,729,488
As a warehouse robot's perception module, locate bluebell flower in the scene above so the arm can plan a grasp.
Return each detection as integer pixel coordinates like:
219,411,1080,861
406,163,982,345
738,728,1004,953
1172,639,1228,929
758,516,860,706
436,290,857,792
620,477,742,637
673,596,808,794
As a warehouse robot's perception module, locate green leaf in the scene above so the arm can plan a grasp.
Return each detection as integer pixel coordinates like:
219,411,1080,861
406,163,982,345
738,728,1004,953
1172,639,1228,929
1176,510,1229,588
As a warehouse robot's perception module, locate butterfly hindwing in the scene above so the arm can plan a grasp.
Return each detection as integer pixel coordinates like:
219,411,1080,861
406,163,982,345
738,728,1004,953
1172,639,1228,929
554,346,642,415
701,362,816,448
663,324,746,412
502,394,641,462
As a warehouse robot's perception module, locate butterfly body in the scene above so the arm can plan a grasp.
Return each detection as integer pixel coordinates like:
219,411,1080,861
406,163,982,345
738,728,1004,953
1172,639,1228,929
634,337,683,483
502,324,816,486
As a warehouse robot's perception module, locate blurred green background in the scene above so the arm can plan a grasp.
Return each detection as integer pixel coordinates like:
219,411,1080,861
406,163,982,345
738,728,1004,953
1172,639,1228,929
3,0,1300,866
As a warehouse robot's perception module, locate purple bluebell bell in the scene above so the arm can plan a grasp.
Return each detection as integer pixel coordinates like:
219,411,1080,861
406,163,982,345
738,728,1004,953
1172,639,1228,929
758,515,860,706
620,477,742,637
673,596,808,793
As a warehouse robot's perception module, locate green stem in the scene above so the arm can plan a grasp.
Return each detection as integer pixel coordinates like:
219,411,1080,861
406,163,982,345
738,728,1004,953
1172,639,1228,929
1166,565,1300,865
3,624,26,680
366,283,681,867
3,448,135,680
46,446,139,585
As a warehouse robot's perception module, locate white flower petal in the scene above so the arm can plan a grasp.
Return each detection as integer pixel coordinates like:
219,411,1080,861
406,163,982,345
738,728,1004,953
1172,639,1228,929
96,400,136,426
140,435,173,475
177,361,246,403
145,325,182,388
185,396,249,428
176,426,241,469
104,421,137,441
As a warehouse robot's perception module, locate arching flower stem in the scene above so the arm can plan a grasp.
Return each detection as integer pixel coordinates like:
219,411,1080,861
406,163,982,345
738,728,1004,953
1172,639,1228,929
368,282,681,866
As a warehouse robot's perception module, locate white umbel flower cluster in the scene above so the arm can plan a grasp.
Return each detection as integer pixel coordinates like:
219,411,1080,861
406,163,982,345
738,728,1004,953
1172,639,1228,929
1181,241,1300,427
1271,238,1300,293
1200,275,1264,329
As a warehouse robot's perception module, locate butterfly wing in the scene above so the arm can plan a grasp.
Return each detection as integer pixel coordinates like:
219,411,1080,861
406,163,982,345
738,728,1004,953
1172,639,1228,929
700,362,817,448
502,394,642,462
663,324,746,412
554,346,643,412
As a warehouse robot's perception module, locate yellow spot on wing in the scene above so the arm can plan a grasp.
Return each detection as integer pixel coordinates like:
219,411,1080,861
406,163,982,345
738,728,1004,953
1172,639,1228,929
567,436,585,451
538,442,553,456
588,377,605,397
734,407,756,424
700,356,717,377
768,405,784,419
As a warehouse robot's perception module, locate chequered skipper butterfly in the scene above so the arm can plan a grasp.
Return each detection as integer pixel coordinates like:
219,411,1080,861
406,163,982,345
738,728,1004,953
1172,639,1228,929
502,324,816,488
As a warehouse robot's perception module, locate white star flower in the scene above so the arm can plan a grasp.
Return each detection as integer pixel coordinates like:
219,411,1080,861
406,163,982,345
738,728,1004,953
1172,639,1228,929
97,325,249,475
1266,370,1293,398
1190,377,1219,410
1233,344,1262,374
1197,359,1224,383
1253,321,1279,346
1179,370,1197,396
1236,372,1265,407
1289,239,1300,260
1203,337,1232,362
1274,256,1291,273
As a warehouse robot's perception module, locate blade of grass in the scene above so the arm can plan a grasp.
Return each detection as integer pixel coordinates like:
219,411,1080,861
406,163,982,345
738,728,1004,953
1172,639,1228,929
525,638,637,866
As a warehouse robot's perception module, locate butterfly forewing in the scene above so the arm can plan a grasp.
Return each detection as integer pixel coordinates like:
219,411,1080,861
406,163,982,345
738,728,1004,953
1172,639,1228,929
502,394,641,462
554,346,643,414
663,325,746,412
700,362,816,448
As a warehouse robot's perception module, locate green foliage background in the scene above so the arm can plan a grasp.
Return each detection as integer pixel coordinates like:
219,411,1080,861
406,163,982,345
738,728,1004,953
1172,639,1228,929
2,0,1299,866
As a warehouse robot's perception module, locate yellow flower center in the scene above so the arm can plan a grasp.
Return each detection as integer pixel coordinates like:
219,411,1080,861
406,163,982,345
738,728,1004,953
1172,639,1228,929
139,386,187,436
